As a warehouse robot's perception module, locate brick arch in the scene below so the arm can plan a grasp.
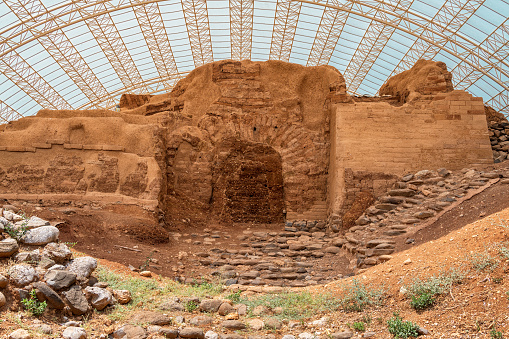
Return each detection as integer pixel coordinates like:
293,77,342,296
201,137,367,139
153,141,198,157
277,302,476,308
198,112,329,220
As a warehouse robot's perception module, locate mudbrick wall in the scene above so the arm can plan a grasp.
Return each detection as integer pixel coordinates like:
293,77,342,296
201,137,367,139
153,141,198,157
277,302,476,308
0,59,497,226
330,64,493,215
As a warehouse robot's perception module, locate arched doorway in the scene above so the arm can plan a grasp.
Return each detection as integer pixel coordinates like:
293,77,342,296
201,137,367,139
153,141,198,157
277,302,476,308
212,138,284,223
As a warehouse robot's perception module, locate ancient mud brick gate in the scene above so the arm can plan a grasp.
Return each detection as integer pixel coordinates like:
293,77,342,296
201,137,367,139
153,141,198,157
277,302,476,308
0,60,493,226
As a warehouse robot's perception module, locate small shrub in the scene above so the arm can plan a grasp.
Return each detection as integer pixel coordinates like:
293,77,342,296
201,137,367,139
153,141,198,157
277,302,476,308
339,279,385,312
361,314,372,326
21,290,47,316
490,215,509,229
468,252,499,272
410,292,435,311
405,269,463,311
491,328,504,339
352,321,366,332
498,243,509,260
387,313,420,338
238,291,340,320
4,220,28,241
185,300,198,312
226,290,242,303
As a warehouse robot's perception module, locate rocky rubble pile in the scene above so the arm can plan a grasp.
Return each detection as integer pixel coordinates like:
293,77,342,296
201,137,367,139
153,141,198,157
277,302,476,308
0,206,132,338
192,228,348,288
82,300,383,339
338,167,509,271
489,121,509,163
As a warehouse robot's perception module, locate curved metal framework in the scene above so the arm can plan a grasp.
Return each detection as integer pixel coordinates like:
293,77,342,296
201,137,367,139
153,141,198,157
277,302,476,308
0,0,507,121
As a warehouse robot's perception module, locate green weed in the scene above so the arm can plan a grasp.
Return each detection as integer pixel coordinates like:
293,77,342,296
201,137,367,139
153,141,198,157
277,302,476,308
387,313,420,338
184,300,198,312
95,266,161,320
4,217,29,241
226,289,242,303
21,290,47,316
239,291,340,320
405,269,463,311
468,252,499,272
339,278,385,312
351,321,366,332
491,328,504,339
410,292,435,311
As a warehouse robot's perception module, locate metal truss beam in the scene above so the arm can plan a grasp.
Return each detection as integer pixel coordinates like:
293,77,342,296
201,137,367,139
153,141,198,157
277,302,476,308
307,0,352,66
387,0,484,80
3,0,506,80
131,0,180,91
78,71,191,110
230,0,254,60
0,100,24,123
343,0,412,93
0,49,72,110
79,0,148,93
181,0,214,67
487,88,509,117
452,19,508,92
3,0,114,109
297,0,509,96
269,0,301,61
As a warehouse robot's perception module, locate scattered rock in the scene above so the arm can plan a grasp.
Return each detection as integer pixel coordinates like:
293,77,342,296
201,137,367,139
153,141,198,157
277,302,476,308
179,327,205,339
0,274,8,288
247,318,265,330
62,326,87,339
33,282,65,309
42,242,72,263
62,285,89,315
30,323,52,334
67,257,97,280
0,291,6,307
25,216,50,229
264,318,282,330
44,270,76,290
22,226,59,245
84,286,113,310
221,320,246,330
8,329,31,339
218,301,235,316
189,315,214,326
113,289,132,304
117,324,147,339
129,311,172,325
8,264,36,286
199,298,222,312
330,332,354,339
205,331,219,339
0,238,19,257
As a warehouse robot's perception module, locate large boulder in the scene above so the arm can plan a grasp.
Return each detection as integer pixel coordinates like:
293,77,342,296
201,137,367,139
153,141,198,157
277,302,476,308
33,282,65,309
66,257,97,280
42,242,72,263
44,270,76,290
21,226,59,245
23,216,50,229
62,285,89,315
0,238,18,257
83,286,112,310
8,264,36,286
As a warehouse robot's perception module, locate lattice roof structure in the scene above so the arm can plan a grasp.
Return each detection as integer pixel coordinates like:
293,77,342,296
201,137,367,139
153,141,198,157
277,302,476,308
0,0,508,122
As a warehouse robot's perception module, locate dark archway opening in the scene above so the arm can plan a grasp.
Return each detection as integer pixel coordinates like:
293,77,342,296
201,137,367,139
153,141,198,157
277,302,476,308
212,138,284,223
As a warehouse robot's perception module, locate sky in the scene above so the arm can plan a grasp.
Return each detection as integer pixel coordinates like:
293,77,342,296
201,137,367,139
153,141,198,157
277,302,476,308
0,0,507,117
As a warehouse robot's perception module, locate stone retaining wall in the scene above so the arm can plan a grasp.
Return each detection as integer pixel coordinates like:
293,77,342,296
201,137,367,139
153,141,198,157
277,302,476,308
330,90,493,214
